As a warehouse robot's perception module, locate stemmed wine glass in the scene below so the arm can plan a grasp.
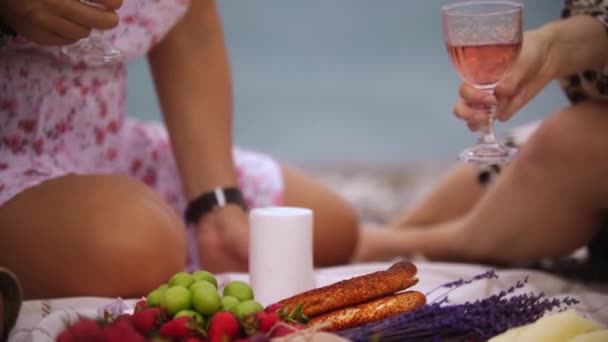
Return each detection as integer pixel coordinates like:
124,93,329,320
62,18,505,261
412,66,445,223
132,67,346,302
61,0,138,66
441,0,523,165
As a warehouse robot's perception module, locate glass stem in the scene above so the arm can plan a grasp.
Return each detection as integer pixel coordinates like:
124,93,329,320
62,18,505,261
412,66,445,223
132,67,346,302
87,29,106,45
478,88,498,146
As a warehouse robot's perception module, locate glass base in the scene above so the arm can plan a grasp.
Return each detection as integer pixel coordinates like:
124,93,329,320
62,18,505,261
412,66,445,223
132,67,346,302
61,40,124,66
458,142,516,165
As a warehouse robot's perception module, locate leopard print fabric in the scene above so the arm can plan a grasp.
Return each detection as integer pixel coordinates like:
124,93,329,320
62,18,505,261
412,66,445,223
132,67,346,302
560,0,608,103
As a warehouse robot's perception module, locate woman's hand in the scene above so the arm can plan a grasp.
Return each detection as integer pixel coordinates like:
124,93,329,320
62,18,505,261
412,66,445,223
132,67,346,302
196,206,249,273
0,0,122,45
454,29,557,131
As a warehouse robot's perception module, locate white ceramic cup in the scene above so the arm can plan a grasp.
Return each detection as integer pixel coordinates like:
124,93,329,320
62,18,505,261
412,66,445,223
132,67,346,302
249,207,316,306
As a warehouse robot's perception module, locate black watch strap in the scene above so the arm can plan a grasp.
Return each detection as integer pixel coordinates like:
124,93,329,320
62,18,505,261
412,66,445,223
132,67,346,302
184,187,248,225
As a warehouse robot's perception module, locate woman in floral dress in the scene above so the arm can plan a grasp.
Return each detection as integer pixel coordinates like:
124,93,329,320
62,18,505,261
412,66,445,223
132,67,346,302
0,0,358,299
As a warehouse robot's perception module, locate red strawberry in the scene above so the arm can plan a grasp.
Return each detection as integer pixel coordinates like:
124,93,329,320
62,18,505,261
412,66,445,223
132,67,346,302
134,299,148,312
56,330,77,342
103,321,146,342
132,307,163,335
264,303,284,314
207,311,241,342
159,316,193,339
115,313,133,324
255,312,281,333
57,320,104,342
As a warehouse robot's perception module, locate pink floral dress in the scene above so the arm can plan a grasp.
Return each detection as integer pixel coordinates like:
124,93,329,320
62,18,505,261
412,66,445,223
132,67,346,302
0,0,283,271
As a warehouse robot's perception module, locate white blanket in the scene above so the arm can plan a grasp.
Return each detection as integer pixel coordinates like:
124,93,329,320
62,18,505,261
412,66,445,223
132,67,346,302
9,261,608,342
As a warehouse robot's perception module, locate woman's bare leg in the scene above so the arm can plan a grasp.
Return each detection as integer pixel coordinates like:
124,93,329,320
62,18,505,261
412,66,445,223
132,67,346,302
0,175,187,299
373,101,608,264
355,163,484,262
391,163,483,227
281,164,359,266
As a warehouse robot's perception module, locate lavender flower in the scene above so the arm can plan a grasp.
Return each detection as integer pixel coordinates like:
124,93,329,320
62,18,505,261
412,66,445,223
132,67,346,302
97,297,129,319
425,270,499,303
337,272,579,342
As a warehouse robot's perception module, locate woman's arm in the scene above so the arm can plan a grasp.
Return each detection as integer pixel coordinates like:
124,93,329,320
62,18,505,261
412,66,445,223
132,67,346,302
148,1,250,271
148,0,237,201
541,14,608,78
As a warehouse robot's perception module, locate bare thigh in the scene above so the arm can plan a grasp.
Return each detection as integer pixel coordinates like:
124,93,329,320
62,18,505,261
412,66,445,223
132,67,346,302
0,175,187,299
281,164,359,266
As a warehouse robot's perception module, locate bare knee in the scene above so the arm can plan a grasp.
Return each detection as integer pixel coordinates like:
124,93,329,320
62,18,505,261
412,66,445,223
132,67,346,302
518,101,608,168
0,175,187,299
317,196,359,266
85,178,187,297
515,102,608,198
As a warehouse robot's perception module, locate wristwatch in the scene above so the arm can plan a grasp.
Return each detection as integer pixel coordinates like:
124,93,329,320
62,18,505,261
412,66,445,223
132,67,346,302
184,187,248,225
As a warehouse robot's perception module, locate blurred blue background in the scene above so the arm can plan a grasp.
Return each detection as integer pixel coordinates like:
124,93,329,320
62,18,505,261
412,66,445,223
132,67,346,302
127,0,565,166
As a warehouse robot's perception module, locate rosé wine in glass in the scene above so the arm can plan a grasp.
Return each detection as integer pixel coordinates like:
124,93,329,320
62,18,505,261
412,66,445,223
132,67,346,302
442,0,523,165
446,42,521,88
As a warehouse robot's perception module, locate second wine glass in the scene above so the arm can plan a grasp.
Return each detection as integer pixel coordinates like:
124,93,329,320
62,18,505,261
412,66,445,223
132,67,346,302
441,0,523,165
61,0,138,66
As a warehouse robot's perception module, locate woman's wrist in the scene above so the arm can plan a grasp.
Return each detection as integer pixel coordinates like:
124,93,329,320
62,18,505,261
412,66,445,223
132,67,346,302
529,23,561,80
185,186,247,225
539,15,608,78
180,161,239,201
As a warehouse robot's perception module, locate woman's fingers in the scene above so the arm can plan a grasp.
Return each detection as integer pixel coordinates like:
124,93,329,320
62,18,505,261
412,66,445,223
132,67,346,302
95,0,124,11
459,82,496,105
454,98,486,131
0,0,120,46
454,82,497,131
58,0,120,30
466,120,481,132
38,12,92,42
496,88,527,122
17,25,73,46
453,98,476,120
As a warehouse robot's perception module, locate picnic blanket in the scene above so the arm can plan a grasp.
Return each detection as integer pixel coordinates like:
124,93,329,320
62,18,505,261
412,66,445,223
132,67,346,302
7,261,608,341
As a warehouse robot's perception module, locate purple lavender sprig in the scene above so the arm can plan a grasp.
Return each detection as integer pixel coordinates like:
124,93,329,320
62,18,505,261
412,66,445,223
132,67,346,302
96,297,129,320
336,272,579,342
425,270,500,304
426,270,499,295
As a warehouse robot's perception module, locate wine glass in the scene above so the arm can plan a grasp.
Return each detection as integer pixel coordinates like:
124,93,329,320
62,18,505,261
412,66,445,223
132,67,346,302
61,0,138,66
441,0,523,165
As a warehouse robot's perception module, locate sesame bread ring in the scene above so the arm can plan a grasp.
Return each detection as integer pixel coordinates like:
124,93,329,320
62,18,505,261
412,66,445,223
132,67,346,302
308,290,427,331
278,261,419,317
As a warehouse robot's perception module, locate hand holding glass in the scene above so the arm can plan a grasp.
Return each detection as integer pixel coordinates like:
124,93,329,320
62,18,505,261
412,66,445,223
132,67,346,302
442,1,523,165
62,0,138,66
